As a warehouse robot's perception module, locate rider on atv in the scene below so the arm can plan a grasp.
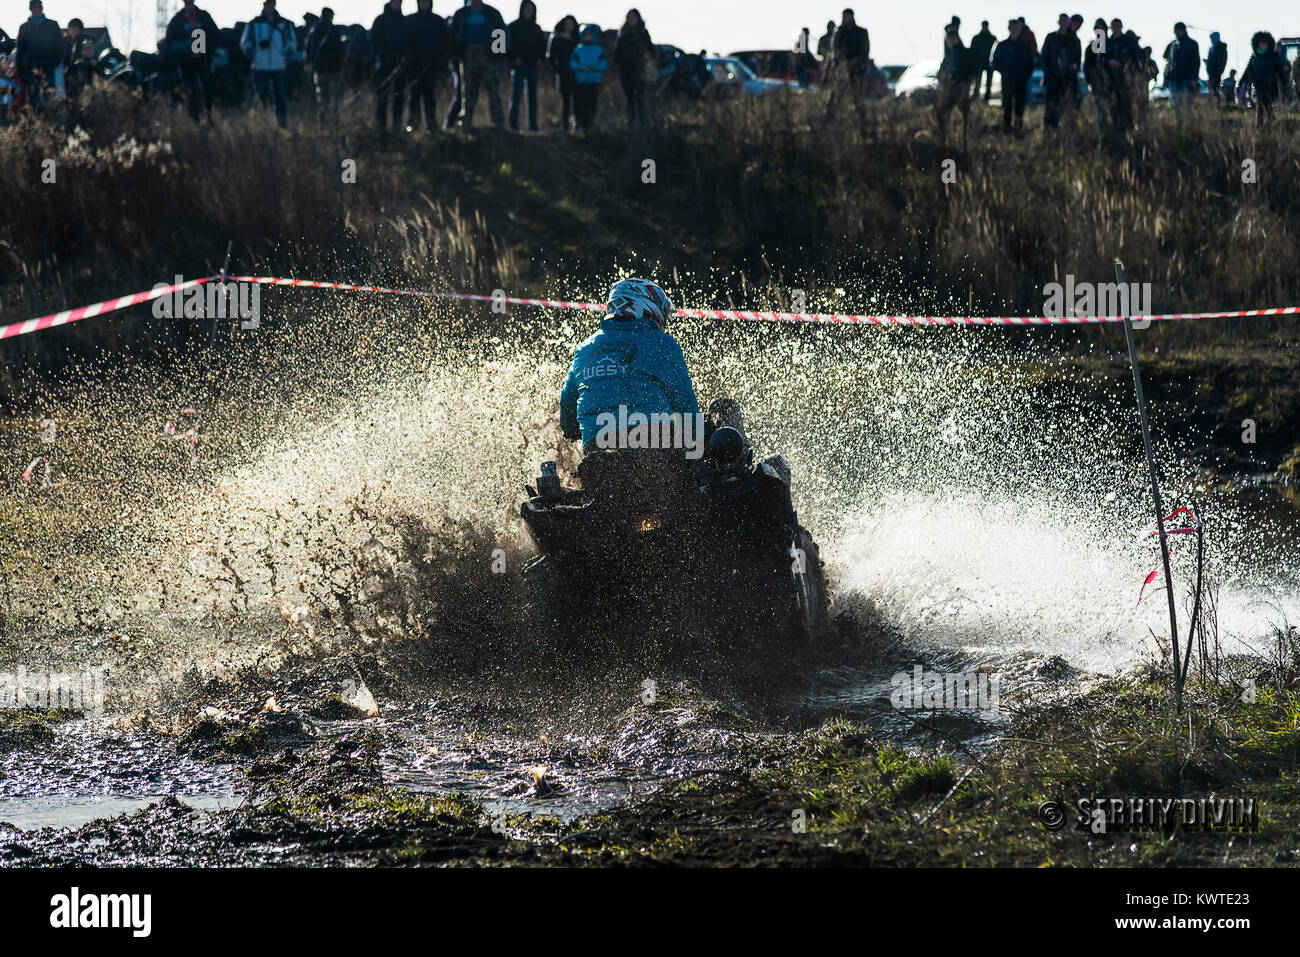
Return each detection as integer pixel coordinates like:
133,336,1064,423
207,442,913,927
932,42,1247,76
527,278,823,650
559,278,704,463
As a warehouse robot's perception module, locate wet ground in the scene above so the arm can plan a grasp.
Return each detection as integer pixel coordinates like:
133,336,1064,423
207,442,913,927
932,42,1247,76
0,625,1093,863
6,630,1295,868
2,325,1298,865
2,475,1296,864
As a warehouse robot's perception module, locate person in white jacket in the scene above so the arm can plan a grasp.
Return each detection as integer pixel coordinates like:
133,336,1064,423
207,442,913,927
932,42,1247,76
241,0,297,125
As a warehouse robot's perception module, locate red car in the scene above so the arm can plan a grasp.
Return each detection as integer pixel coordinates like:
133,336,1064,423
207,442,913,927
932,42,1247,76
729,49,822,86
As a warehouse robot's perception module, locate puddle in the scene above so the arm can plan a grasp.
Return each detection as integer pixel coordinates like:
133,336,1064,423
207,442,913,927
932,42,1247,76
0,719,241,831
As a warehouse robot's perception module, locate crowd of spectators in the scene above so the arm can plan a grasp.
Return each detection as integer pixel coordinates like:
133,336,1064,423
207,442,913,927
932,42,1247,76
925,12,1297,133
2,0,689,133
2,2,1296,134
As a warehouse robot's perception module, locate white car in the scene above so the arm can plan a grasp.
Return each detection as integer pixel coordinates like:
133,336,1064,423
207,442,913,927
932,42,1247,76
880,64,909,94
897,59,1012,101
894,59,941,98
1150,78,1210,100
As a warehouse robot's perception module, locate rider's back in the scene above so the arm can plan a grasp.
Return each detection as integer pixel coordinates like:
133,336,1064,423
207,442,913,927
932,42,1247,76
559,316,699,449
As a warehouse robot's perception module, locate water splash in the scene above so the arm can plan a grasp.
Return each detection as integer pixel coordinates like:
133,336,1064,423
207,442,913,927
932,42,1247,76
3,290,1297,700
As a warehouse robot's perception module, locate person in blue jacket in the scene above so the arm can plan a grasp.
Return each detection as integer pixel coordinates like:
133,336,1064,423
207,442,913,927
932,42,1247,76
568,23,607,130
560,278,700,460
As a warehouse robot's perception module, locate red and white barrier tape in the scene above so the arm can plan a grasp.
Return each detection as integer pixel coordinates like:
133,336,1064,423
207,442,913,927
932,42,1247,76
22,456,49,486
225,275,610,315
0,276,219,341
224,277,1300,326
5,274,1300,341
21,454,66,490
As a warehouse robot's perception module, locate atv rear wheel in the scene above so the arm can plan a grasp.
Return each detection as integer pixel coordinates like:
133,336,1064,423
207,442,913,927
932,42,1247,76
788,526,827,644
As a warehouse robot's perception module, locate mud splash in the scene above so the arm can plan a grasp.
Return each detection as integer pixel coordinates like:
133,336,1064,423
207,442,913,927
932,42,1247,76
2,289,1298,841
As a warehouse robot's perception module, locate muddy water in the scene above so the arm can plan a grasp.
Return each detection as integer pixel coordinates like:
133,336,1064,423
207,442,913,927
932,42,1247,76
2,300,1298,836
0,719,241,830
0,654,1006,833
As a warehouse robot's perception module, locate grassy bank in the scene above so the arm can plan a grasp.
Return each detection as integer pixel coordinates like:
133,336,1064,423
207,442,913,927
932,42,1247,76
3,86,1299,388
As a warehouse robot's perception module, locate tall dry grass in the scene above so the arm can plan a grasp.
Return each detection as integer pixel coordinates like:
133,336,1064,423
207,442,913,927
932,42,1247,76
3,79,1298,384
0,83,520,378
657,90,1300,348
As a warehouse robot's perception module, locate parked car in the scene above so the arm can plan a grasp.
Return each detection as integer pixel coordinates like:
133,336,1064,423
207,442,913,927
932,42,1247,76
701,56,793,97
1149,78,1209,100
655,43,684,71
1026,68,1090,103
73,26,115,59
729,49,821,86
894,59,940,99
880,63,908,94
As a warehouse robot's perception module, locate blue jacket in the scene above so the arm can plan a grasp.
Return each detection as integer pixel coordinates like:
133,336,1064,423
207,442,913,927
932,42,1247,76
570,42,608,84
560,318,699,445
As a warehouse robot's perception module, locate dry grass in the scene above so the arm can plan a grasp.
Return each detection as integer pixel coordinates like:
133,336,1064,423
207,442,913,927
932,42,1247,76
3,80,1299,384
656,91,1300,346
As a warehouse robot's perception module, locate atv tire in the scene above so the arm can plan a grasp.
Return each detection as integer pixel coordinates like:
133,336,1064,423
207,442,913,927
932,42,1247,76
789,526,828,644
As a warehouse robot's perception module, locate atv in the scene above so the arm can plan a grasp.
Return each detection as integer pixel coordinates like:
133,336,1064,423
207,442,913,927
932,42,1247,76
519,400,827,661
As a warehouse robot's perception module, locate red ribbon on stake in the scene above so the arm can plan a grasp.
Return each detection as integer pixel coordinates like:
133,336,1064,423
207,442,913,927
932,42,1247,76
1137,506,1202,606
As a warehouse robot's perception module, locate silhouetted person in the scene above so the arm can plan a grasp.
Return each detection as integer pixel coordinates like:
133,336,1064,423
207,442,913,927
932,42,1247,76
449,0,507,128
569,22,607,130
1083,17,1107,120
1241,31,1291,126
547,14,578,129
969,20,996,102
371,0,407,131
1100,18,1135,131
1041,12,1081,130
1220,68,1236,104
936,23,978,147
1206,31,1227,100
306,7,345,126
1,51,17,113
165,0,219,120
993,18,1032,134
613,8,655,131
1068,14,1085,106
816,20,835,60
15,0,66,109
63,17,97,99
508,0,544,130
1166,21,1199,113
824,8,869,122
942,15,960,58
795,27,817,86
1131,33,1160,125
406,0,449,132
344,22,372,87
1016,15,1037,57
241,0,296,126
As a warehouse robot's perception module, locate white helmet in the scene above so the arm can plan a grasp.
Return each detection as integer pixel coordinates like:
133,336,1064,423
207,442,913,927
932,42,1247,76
607,278,675,331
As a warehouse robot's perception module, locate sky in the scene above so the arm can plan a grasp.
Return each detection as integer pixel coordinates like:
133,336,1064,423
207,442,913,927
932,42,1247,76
21,0,1300,74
